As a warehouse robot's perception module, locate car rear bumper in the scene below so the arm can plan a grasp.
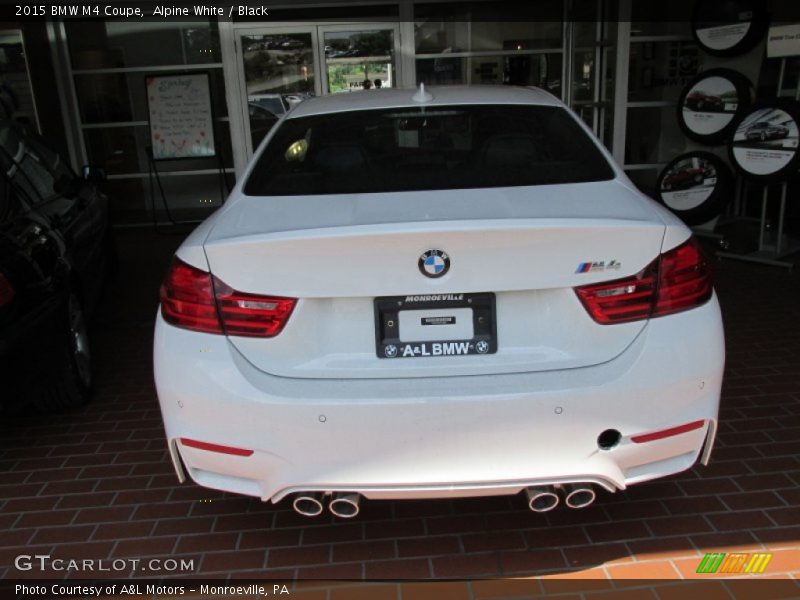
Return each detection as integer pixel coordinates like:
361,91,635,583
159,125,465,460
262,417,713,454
153,295,724,503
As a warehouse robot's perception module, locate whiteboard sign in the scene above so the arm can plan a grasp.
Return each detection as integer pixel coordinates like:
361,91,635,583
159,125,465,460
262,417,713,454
146,73,216,160
767,24,800,58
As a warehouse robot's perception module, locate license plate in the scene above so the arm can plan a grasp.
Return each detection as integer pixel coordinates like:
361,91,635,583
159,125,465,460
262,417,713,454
374,293,496,359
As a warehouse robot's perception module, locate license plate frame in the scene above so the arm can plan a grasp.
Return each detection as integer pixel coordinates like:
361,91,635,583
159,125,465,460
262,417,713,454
374,292,497,359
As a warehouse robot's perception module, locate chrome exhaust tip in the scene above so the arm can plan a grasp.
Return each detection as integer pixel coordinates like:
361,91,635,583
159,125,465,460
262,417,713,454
292,493,324,517
329,492,361,519
524,486,560,512
563,484,596,509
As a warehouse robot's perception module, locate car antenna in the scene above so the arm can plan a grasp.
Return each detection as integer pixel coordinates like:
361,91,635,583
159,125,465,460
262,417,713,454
412,83,433,103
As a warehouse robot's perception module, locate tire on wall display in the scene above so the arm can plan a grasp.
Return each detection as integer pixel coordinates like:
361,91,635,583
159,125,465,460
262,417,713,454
728,100,800,182
691,0,769,57
656,152,733,225
677,69,753,145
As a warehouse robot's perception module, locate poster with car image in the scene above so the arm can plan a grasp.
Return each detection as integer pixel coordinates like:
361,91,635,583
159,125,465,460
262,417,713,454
728,101,800,181
678,69,752,145
656,152,732,225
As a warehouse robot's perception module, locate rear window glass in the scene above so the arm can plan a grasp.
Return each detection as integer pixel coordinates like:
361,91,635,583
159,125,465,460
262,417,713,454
243,104,614,196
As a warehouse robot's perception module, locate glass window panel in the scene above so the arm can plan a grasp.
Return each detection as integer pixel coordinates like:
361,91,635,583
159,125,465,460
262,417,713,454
241,33,315,95
74,69,227,124
414,20,562,53
628,41,702,102
416,53,562,95
67,21,221,69
240,32,316,150
105,173,233,224
0,31,37,126
324,29,395,93
625,106,688,165
576,105,595,130
573,50,595,102
84,124,232,176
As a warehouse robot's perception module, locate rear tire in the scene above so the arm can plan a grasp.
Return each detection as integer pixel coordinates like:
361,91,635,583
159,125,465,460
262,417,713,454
29,292,93,413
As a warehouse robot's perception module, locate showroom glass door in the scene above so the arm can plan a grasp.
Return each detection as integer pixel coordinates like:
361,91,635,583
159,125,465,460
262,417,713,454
317,24,401,94
235,26,321,155
234,24,400,160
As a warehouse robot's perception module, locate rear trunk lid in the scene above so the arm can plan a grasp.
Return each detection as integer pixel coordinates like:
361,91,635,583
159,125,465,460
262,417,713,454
203,180,666,379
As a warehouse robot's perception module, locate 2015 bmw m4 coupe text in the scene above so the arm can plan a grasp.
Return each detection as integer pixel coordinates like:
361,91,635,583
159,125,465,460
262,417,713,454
154,86,724,518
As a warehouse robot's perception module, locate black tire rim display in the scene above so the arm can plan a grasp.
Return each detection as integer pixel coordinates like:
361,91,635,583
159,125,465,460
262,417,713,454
677,68,753,145
727,99,800,182
691,0,769,57
656,151,734,226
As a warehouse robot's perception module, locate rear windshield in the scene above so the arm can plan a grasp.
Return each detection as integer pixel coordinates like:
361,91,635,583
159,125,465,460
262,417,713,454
243,104,614,196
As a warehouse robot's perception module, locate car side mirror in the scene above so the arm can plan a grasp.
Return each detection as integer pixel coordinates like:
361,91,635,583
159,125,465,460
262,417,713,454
81,165,106,183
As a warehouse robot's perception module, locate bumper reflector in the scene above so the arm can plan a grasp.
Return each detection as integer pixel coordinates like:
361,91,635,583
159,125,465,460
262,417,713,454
180,438,254,456
631,419,705,444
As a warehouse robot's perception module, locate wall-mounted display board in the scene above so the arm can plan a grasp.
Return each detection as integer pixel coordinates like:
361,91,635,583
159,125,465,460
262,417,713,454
728,100,800,181
656,151,733,225
146,72,216,160
767,23,800,58
691,0,769,57
677,68,753,145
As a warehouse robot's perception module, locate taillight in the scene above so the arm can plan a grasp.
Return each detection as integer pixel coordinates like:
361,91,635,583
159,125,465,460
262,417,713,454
159,257,296,337
575,238,712,325
654,238,713,316
0,272,14,307
213,279,296,337
160,258,221,333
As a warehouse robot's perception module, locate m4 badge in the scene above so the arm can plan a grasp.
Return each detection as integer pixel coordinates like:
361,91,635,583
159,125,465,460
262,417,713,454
576,260,622,274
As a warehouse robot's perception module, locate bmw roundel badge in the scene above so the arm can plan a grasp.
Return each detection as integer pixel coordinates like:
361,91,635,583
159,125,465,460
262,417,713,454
419,249,450,278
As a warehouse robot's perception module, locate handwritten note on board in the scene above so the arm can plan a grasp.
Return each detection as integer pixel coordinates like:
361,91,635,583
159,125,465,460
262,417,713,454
146,73,216,160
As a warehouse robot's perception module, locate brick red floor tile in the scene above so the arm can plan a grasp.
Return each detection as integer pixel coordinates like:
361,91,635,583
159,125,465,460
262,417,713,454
200,549,266,572
364,558,431,579
498,548,567,574
268,545,331,568
397,535,461,557
332,540,395,563
461,530,526,552
239,528,303,549
296,562,363,579
563,543,632,569
431,553,501,577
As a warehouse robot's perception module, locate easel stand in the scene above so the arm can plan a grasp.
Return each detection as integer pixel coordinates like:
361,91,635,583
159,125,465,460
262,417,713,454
716,56,800,269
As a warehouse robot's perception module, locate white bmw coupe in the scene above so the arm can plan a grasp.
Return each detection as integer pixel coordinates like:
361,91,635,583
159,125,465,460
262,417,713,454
155,85,724,518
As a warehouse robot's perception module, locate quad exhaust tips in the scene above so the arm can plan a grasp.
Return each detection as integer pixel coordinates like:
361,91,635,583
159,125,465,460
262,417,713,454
292,493,324,517
525,486,560,512
329,492,361,519
563,484,596,509
291,492,362,518
524,484,597,512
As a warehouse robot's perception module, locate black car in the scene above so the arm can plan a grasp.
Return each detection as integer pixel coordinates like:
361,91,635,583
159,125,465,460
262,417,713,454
0,120,112,413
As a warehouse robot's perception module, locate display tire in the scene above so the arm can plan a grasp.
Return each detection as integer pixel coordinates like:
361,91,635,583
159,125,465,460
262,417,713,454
655,151,733,226
691,0,769,57
676,68,753,145
727,99,800,183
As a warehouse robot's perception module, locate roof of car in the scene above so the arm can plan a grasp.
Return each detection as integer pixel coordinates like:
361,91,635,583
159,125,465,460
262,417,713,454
287,85,562,118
